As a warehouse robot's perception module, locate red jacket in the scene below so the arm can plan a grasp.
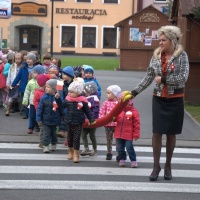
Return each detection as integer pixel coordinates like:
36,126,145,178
33,88,45,111
114,106,140,140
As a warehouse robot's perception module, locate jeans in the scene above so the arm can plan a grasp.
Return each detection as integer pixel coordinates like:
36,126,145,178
28,104,36,130
117,138,137,162
42,124,58,146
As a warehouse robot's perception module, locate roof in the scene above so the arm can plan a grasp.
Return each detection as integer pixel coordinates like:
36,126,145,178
114,4,168,27
171,0,200,18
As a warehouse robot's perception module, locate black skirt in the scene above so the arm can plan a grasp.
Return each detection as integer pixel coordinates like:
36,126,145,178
152,96,184,135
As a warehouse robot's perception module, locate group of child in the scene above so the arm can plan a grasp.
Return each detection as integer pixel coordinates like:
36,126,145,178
0,49,141,167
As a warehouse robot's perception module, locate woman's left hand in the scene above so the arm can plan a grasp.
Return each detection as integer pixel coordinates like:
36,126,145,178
155,76,161,84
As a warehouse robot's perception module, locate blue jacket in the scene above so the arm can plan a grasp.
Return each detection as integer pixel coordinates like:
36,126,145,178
36,93,63,126
11,62,28,93
84,77,101,100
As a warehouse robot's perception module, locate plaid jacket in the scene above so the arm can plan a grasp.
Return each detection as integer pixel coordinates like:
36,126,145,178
132,45,189,97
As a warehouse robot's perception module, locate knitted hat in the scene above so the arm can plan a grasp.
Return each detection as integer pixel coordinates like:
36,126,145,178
46,79,57,92
37,74,50,87
62,66,74,78
26,53,36,62
32,65,45,75
84,81,97,95
107,85,121,98
74,77,84,85
7,52,15,61
68,81,84,95
84,65,94,74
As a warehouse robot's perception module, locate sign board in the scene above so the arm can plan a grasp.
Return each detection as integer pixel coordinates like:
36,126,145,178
0,0,11,19
12,2,47,17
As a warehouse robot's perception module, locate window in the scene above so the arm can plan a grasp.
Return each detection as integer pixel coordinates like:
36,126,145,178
76,0,91,2
104,0,119,4
82,27,96,48
103,28,117,48
61,26,75,47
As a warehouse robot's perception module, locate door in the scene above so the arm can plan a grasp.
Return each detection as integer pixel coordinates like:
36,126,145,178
19,27,41,53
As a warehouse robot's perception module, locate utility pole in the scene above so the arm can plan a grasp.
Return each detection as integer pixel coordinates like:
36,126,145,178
50,0,54,56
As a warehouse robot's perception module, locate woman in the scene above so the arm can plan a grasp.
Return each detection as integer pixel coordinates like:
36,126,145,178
131,25,189,181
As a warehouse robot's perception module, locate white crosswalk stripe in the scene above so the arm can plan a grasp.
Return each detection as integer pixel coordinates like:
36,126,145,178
0,143,200,193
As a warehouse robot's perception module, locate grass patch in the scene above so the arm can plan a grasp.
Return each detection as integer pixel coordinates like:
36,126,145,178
61,57,118,70
185,104,200,124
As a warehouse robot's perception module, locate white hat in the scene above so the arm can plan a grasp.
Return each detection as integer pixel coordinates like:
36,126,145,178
68,81,84,95
107,85,121,98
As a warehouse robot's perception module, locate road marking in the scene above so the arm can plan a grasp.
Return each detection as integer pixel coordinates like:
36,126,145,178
0,180,200,193
0,153,199,164
0,166,200,178
0,143,200,154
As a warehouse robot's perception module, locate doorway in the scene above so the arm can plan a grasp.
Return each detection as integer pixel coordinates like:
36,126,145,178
19,27,41,53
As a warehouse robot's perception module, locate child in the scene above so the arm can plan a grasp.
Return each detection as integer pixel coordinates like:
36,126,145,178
99,85,121,160
48,64,59,79
55,81,95,163
42,53,52,71
57,66,74,142
83,65,101,100
33,74,50,148
22,65,45,134
80,81,100,156
5,53,23,116
36,79,63,153
51,57,62,79
0,57,7,108
114,99,140,168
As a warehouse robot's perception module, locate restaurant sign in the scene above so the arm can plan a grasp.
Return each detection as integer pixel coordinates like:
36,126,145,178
56,8,107,21
12,2,47,16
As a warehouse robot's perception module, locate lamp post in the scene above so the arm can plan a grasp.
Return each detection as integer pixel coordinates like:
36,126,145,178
50,0,54,56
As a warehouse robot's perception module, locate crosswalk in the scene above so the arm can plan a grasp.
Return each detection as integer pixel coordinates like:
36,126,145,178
0,143,200,193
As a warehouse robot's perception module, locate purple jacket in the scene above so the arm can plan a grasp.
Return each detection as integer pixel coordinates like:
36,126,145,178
86,94,100,119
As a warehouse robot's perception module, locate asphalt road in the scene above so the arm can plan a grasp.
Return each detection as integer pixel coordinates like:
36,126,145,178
0,70,199,147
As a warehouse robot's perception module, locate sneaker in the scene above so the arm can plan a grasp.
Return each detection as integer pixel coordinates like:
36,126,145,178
27,129,33,134
119,160,126,167
131,161,138,168
90,149,98,156
80,148,92,156
22,115,28,119
43,146,50,153
50,144,56,151
38,143,43,148
106,153,112,160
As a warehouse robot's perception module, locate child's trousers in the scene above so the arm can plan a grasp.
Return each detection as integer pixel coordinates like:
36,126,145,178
67,123,82,150
117,138,137,162
82,128,97,150
42,124,58,146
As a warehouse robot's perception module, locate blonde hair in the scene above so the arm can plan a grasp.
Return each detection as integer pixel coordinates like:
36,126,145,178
157,25,182,49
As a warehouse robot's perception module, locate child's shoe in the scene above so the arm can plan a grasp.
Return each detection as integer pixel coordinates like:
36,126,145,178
116,155,120,162
50,144,56,151
27,129,33,134
119,160,126,167
43,146,50,153
106,153,112,160
80,148,92,156
90,149,98,156
131,161,138,168
38,143,43,148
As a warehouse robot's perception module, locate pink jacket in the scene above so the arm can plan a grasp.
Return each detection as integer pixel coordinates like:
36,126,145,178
99,99,118,127
114,106,140,140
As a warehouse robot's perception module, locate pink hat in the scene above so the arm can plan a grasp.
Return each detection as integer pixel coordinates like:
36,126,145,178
37,74,49,87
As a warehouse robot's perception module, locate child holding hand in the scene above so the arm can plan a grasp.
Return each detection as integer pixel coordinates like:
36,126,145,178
55,81,95,163
114,99,140,168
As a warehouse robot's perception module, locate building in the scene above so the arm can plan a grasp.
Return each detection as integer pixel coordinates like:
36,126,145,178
0,0,138,56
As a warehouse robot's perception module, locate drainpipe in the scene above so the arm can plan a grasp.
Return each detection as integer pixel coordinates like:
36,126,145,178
137,0,143,12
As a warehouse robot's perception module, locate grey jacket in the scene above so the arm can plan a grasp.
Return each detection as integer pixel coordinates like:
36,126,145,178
132,45,189,97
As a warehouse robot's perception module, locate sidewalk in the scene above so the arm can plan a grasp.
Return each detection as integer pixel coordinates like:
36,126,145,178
0,70,199,148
